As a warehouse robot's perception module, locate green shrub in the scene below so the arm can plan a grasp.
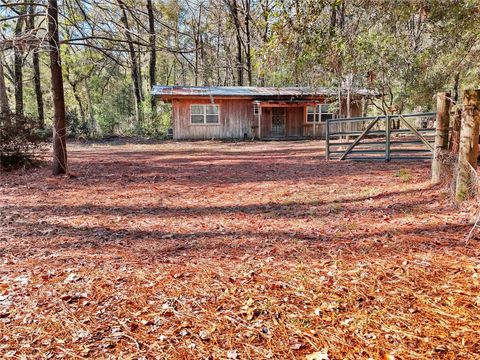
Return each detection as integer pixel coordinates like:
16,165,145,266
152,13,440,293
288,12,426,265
66,110,92,139
1,114,45,170
140,96,172,138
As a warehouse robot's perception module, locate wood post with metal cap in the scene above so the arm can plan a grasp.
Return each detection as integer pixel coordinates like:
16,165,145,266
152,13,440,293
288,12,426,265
431,92,451,184
455,89,480,202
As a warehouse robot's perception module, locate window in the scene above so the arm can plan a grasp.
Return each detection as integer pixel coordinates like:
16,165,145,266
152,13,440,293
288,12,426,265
307,106,320,123
190,104,219,124
253,102,260,115
307,104,333,123
320,104,334,122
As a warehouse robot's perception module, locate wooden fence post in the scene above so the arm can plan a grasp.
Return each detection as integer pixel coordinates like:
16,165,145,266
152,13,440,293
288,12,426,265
431,92,451,184
448,107,462,154
455,90,480,202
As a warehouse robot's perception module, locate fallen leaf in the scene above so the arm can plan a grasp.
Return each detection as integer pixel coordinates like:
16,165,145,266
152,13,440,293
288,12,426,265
227,349,238,359
305,349,329,360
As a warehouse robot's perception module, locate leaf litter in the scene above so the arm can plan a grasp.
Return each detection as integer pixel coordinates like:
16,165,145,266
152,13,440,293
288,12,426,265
1,140,480,359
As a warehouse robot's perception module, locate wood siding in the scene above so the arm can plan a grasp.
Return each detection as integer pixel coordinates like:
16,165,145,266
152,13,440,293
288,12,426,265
286,107,304,137
172,98,253,140
260,108,271,137
171,98,363,140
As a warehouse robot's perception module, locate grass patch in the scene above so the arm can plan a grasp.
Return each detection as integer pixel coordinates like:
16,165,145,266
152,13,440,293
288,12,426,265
394,168,412,182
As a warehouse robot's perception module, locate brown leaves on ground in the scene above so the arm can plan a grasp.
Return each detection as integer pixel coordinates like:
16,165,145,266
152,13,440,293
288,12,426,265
0,140,479,359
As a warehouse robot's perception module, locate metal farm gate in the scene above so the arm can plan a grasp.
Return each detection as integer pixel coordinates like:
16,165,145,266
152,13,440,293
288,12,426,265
325,113,436,161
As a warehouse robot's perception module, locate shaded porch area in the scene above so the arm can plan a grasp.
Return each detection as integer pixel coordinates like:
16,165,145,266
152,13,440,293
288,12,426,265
253,101,326,139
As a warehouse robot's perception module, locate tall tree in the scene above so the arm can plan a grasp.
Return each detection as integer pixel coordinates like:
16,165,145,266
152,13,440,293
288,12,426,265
243,0,252,85
28,0,44,128
224,0,244,86
0,52,11,124
146,0,156,111
48,0,68,175
13,5,26,116
117,0,143,125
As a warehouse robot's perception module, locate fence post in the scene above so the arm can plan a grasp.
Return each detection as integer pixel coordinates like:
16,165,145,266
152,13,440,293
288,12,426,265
449,107,462,154
431,92,451,184
385,115,391,161
325,117,330,160
455,89,480,202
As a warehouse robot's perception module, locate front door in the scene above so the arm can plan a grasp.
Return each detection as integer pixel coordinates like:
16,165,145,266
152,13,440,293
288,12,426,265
271,108,286,137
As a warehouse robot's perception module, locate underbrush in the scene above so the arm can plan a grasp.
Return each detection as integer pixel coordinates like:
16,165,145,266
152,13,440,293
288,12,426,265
0,115,46,171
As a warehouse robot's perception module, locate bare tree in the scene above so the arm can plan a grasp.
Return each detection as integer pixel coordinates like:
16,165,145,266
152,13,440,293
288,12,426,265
117,0,143,125
48,0,68,175
146,0,156,111
13,5,26,116
243,0,252,85
0,52,11,124
224,0,244,86
28,0,44,128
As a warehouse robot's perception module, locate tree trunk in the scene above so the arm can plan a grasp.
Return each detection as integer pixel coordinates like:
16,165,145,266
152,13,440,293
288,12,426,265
194,31,199,86
453,72,460,105
70,80,86,122
244,0,252,86
455,89,480,202
14,7,26,116
329,3,337,36
137,44,143,101
337,82,342,118
201,34,209,85
146,0,156,111
0,52,11,124
118,0,143,125
431,92,451,184
33,51,45,128
85,79,96,136
259,0,270,86
226,0,243,86
48,0,68,175
346,74,352,118
361,97,367,117
28,1,44,128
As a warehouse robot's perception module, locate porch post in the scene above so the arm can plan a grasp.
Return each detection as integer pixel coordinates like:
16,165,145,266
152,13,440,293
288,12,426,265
325,116,330,160
258,105,261,139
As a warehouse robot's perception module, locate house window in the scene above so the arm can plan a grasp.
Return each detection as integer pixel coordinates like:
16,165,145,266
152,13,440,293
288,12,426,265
253,102,260,115
307,106,320,123
190,104,219,124
307,104,333,123
320,104,334,122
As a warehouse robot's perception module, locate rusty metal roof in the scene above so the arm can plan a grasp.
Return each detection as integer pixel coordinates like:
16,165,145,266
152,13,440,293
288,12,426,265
152,86,378,98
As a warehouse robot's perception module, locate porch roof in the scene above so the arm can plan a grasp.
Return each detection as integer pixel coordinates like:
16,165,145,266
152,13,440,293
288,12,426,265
255,100,322,107
152,85,379,99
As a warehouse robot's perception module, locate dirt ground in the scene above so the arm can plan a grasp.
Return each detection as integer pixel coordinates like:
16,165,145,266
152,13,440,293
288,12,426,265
1,140,480,359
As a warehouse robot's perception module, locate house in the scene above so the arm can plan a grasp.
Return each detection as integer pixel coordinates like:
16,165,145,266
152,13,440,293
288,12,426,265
152,86,377,140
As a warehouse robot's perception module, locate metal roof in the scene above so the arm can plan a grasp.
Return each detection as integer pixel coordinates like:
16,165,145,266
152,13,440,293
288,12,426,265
152,86,379,98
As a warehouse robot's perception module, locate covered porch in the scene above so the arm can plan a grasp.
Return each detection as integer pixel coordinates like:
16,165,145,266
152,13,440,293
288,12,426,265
253,100,326,139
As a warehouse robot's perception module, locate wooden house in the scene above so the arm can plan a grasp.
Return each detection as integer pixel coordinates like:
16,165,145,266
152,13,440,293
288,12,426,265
152,86,377,140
